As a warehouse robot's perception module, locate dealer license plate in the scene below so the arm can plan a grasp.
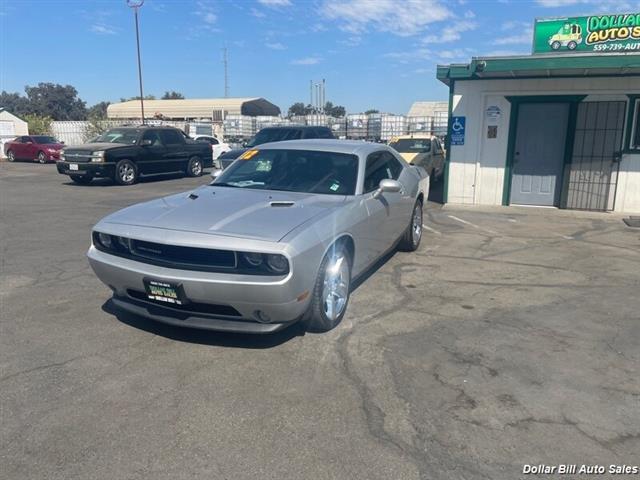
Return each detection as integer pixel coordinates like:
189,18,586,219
144,279,184,305
69,164,79,171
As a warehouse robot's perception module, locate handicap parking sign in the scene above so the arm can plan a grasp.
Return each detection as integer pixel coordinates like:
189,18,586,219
451,116,465,145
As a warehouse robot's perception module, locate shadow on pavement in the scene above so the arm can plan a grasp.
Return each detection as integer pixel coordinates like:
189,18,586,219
102,299,306,349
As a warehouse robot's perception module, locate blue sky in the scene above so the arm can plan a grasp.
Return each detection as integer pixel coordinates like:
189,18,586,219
1,0,638,114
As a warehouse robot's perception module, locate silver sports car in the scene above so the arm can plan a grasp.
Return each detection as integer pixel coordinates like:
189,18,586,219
88,140,429,333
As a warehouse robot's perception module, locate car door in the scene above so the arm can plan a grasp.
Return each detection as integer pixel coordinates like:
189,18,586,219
432,138,445,177
160,129,189,172
16,136,32,159
139,129,166,174
360,151,407,260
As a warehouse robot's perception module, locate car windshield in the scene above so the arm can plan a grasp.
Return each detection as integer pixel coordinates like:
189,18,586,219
389,139,431,153
94,129,141,144
32,136,59,144
213,149,358,195
245,129,300,147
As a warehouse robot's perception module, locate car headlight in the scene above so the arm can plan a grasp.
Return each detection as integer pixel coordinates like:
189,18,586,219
265,254,289,274
97,232,112,249
59,151,65,161
91,151,105,162
47,148,57,153
242,252,263,266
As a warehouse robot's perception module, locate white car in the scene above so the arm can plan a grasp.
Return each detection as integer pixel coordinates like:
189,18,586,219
193,135,230,160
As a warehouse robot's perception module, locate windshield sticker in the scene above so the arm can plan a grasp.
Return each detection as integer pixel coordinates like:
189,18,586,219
255,160,272,172
329,181,340,192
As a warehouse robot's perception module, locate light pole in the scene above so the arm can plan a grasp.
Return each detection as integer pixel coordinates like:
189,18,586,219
127,0,145,124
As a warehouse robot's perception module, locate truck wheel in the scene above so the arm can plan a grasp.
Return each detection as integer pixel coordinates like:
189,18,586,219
304,243,352,333
568,41,577,50
115,159,137,185
37,151,47,164
187,156,203,177
70,175,93,185
551,41,561,50
398,199,423,252
7,150,15,162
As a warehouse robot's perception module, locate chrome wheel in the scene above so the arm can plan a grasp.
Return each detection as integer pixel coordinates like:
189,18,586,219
119,164,135,183
190,158,202,176
412,204,423,246
322,255,350,321
37,152,47,164
7,150,15,162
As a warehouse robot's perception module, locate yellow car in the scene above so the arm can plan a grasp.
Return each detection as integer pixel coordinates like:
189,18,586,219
388,134,445,180
548,23,582,50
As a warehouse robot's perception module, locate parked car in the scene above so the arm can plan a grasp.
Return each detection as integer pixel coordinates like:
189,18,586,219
88,140,429,333
56,126,213,185
388,134,445,181
218,126,335,169
192,135,230,160
4,135,64,163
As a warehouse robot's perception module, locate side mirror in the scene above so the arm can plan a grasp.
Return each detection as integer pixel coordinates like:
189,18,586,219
211,169,223,179
373,179,402,198
140,139,153,146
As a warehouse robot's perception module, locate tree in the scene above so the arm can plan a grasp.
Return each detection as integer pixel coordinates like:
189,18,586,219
24,83,87,120
325,102,345,117
0,91,30,117
87,101,110,119
120,95,156,102
365,109,379,115
287,102,307,117
23,114,53,135
161,91,185,99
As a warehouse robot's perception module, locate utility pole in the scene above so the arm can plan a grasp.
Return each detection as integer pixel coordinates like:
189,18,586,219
222,46,229,98
126,0,146,124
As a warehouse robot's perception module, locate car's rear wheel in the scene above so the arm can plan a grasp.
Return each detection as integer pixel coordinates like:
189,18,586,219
551,40,561,50
37,151,47,164
568,41,577,50
70,175,93,185
186,156,203,177
398,199,423,252
305,243,352,332
7,150,15,162
115,159,137,185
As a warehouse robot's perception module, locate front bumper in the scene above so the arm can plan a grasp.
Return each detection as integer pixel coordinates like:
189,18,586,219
57,161,114,178
87,246,311,334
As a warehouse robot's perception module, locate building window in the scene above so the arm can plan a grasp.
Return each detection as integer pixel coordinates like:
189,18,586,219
632,100,640,150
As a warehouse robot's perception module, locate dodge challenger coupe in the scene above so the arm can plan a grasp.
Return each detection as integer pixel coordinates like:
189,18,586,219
88,140,429,333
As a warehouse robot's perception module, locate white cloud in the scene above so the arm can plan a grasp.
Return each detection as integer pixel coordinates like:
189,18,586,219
383,48,432,63
464,10,475,19
251,8,266,18
338,36,362,47
536,0,633,8
422,20,475,44
483,49,528,57
320,0,452,36
258,0,292,6
90,24,116,35
501,20,530,31
195,1,217,27
493,28,533,45
266,42,286,50
291,56,322,65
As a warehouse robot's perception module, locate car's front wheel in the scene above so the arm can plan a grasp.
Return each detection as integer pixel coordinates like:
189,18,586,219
115,159,138,185
398,199,423,252
36,151,47,164
7,150,15,162
305,244,352,332
186,156,203,177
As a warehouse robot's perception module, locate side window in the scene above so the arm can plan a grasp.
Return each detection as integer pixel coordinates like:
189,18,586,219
210,137,219,145
433,138,443,154
142,130,163,146
160,129,184,145
363,152,403,193
21,136,31,143
315,128,333,139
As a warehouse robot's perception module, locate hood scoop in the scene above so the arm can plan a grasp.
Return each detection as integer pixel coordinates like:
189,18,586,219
270,201,295,208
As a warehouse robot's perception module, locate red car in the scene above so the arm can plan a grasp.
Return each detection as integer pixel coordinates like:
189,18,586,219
4,135,64,163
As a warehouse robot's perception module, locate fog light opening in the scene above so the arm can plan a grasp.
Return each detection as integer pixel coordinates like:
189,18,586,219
254,310,271,324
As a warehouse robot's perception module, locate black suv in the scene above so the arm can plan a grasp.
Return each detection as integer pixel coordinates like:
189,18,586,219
219,126,335,169
57,126,213,185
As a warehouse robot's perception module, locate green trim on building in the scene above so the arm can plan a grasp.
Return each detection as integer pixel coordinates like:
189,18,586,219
501,95,586,206
624,94,640,152
437,54,640,85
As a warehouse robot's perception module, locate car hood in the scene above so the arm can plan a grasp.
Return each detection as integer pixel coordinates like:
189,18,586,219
101,186,346,242
64,142,129,151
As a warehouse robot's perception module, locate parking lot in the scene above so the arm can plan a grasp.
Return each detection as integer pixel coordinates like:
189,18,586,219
1,161,639,479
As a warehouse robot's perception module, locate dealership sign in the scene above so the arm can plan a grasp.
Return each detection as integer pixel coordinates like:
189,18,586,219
533,13,640,54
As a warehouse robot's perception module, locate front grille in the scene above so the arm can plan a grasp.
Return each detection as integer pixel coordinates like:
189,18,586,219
130,239,237,270
64,151,92,163
126,289,242,317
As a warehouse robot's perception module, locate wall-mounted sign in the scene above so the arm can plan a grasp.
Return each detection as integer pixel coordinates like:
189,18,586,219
485,106,502,125
533,13,640,54
451,116,465,146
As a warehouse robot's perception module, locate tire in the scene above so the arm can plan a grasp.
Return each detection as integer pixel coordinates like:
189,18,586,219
568,41,577,50
398,199,423,252
7,150,15,162
186,156,203,177
114,159,137,185
37,151,47,164
305,243,352,333
551,41,561,50
70,175,93,185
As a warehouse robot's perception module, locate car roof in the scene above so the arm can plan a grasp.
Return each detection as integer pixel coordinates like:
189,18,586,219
259,126,330,131
391,134,437,139
255,139,392,156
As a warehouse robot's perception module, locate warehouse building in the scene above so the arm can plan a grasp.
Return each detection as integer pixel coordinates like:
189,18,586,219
437,13,640,213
